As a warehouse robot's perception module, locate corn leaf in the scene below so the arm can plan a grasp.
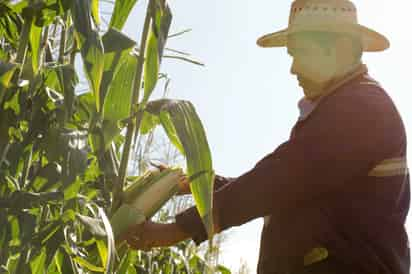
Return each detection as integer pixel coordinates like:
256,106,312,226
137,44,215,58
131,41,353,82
0,4,21,48
0,62,19,104
45,64,78,118
29,21,42,74
98,207,116,274
0,62,18,88
142,3,172,104
146,99,215,238
73,257,104,272
143,29,159,103
140,111,160,134
96,240,108,271
102,53,138,150
83,34,104,112
91,0,100,26
53,251,63,274
100,28,136,112
117,251,135,274
109,0,138,31
30,248,47,274
76,214,106,238
57,65,78,117
159,111,184,154
154,2,172,62
71,0,104,112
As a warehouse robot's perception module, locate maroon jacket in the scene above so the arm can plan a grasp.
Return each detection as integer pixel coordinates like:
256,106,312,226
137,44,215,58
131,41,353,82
176,72,410,274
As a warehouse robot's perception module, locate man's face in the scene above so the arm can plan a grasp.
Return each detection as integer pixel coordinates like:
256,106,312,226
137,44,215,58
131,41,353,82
287,32,339,98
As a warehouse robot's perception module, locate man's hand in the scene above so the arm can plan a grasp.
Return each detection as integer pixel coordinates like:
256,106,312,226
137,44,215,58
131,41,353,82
151,162,191,195
117,220,190,251
177,174,191,195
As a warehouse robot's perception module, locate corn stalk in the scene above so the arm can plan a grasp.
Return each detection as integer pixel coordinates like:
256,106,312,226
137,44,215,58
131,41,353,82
113,0,154,213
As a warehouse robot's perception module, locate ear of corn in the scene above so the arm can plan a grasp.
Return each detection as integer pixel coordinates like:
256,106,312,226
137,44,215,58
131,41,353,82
110,203,146,238
111,167,182,238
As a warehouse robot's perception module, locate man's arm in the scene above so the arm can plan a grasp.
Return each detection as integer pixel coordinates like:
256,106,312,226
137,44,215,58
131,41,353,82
175,86,405,244
177,174,236,195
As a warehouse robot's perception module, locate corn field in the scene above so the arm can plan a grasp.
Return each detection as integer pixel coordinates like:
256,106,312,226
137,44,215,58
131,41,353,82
0,0,230,273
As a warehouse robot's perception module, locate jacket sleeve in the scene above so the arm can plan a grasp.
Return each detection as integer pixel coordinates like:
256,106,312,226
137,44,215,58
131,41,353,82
175,86,405,245
214,174,236,191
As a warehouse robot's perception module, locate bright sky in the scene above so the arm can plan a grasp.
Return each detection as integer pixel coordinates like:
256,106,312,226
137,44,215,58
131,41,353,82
124,1,412,272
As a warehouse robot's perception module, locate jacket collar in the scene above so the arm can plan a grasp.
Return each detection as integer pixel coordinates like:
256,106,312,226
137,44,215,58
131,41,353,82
297,64,368,121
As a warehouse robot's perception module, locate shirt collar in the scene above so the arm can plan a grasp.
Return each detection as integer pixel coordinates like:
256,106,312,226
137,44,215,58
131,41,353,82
297,64,368,121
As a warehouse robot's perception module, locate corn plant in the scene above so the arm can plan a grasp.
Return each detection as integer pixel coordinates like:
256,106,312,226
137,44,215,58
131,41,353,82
0,0,225,273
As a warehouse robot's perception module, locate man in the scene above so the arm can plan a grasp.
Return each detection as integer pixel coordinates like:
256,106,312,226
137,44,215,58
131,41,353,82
121,1,410,273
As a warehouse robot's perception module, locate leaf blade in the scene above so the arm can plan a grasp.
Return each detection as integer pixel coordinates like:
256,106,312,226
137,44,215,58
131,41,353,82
109,0,138,31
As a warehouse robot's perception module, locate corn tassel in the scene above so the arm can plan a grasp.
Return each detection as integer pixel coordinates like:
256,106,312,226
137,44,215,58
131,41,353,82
111,168,182,237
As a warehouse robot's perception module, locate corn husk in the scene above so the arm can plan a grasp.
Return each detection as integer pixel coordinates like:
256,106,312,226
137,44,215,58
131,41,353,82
111,168,182,237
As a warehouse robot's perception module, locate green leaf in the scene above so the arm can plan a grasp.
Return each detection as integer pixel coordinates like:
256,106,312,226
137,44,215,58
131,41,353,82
4,91,20,115
159,111,184,154
76,214,107,238
29,20,42,74
167,102,215,238
116,250,136,274
2,191,63,209
63,177,80,200
153,3,172,62
30,248,47,274
143,29,159,103
146,99,215,238
96,240,108,270
78,91,97,118
71,0,104,112
46,64,78,118
101,53,137,149
0,4,22,47
101,28,136,54
83,33,104,111
91,0,100,26
0,62,19,104
109,0,138,31
56,65,78,113
53,251,64,274
44,227,64,270
98,207,116,274
217,265,232,274
142,3,172,103
73,256,104,272
140,110,160,134
100,28,136,115
36,162,62,192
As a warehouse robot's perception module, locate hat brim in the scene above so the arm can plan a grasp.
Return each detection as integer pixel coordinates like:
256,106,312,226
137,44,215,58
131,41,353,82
256,23,390,52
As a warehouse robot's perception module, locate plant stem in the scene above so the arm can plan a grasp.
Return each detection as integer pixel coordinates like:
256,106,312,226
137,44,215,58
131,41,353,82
58,13,68,64
112,0,154,213
15,16,31,81
14,246,30,274
70,39,77,66
40,25,49,67
21,145,33,189
16,19,31,64
0,143,10,169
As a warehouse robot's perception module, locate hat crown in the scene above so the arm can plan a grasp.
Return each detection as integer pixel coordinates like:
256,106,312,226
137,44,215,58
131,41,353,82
289,0,358,27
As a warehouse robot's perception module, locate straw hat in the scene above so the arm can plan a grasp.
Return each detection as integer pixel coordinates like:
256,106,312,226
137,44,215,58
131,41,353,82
257,0,390,52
